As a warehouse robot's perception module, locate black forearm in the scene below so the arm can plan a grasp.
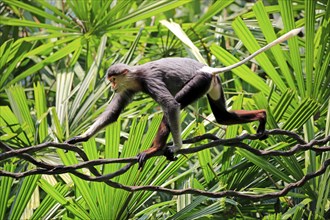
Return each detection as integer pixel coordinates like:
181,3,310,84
67,90,135,143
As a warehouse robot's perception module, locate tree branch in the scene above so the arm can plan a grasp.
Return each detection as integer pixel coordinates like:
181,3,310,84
1,129,329,200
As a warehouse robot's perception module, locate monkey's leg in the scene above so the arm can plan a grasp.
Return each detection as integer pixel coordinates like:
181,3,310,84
207,76,267,139
163,72,214,160
137,72,213,168
137,117,171,167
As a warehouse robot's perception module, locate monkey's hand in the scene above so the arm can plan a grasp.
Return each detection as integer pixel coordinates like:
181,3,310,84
65,136,88,144
164,146,178,161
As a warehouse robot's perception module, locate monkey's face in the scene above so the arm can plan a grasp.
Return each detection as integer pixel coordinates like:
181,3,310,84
107,64,130,92
108,74,127,92
107,64,141,92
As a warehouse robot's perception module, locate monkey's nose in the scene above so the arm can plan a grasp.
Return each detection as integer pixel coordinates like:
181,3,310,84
110,82,118,91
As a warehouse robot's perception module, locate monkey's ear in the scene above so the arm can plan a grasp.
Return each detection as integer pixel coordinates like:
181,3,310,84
121,69,129,75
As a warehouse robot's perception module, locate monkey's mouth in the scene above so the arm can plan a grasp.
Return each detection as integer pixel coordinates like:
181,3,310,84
111,84,117,91
110,83,119,92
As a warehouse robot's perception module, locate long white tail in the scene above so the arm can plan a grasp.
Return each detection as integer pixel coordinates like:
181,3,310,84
210,27,303,74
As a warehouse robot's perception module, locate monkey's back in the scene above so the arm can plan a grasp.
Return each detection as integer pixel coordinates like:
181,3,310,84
140,58,206,95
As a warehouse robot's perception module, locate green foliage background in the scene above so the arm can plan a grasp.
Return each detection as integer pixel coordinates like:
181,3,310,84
0,0,329,219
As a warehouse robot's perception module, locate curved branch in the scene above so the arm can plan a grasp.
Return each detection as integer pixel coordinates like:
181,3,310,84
1,130,329,180
179,134,330,156
0,129,329,200
1,157,328,200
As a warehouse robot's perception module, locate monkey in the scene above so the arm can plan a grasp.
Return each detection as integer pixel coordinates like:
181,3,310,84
66,28,302,167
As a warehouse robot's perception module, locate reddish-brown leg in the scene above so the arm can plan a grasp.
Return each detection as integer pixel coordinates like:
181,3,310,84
207,76,267,138
208,94,268,138
137,117,170,168
227,110,267,137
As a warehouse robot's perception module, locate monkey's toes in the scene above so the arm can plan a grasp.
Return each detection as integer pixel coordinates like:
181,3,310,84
137,152,147,170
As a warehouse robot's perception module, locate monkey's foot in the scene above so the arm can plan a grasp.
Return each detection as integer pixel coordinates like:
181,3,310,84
164,146,178,161
137,152,148,170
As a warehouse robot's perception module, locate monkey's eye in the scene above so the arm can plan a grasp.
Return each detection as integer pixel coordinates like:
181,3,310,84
108,76,116,83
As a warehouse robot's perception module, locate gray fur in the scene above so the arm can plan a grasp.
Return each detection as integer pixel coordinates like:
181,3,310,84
69,58,216,153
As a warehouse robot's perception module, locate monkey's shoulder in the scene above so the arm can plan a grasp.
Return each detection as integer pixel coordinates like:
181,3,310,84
156,57,204,66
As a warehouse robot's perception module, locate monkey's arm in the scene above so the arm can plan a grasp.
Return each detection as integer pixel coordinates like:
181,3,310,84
137,72,214,167
66,91,135,144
